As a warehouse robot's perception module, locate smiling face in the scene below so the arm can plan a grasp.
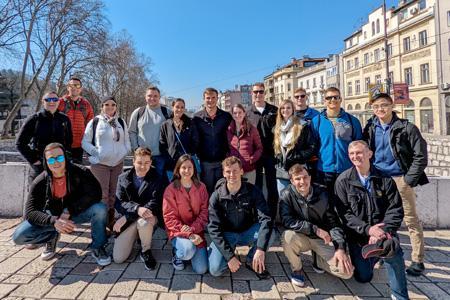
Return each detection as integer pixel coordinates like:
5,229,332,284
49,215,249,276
223,162,244,185
324,90,342,111
133,154,152,177
232,106,245,125
172,100,185,119
42,92,59,114
290,168,311,197
252,85,265,107
179,160,194,181
372,97,393,122
45,146,66,177
145,89,160,108
280,102,294,121
102,100,117,117
203,91,218,110
67,79,82,99
348,143,372,170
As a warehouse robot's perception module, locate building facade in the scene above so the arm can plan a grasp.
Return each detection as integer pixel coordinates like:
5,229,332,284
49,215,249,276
218,85,252,112
297,62,327,110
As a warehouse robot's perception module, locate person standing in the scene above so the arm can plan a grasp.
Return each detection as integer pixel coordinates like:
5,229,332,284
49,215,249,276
293,87,319,124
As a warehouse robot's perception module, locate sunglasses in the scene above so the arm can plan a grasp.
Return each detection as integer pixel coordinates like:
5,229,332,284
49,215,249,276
294,95,307,99
47,155,65,165
252,90,264,95
325,96,340,101
44,97,59,103
68,84,82,89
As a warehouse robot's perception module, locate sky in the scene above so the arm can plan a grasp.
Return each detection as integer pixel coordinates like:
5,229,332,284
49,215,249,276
105,0,397,109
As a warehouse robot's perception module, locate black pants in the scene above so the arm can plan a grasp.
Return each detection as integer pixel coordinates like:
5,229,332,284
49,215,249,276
255,155,279,220
28,163,44,186
71,147,84,164
316,171,340,206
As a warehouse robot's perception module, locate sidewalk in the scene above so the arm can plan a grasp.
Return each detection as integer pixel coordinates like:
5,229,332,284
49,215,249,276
0,218,449,300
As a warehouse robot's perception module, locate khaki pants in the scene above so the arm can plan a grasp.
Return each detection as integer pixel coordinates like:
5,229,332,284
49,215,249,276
393,176,424,263
113,216,157,263
282,230,352,279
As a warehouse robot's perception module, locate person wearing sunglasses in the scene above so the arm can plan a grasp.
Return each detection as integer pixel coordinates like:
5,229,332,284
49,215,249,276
293,87,319,125
58,76,94,164
363,93,428,276
12,143,111,266
16,91,73,184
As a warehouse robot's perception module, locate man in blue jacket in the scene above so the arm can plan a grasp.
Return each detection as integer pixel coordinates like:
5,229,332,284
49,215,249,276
310,87,362,198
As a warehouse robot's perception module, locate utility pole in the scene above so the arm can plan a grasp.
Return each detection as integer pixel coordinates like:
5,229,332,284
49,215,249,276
383,0,391,94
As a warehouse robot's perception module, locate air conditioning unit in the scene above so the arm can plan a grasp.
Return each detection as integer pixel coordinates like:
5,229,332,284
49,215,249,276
441,83,450,90
410,7,418,14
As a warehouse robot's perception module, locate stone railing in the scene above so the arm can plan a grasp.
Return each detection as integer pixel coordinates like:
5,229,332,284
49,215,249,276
424,134,450,177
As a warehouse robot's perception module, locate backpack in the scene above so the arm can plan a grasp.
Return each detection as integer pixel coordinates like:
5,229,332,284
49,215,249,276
91,116,125,146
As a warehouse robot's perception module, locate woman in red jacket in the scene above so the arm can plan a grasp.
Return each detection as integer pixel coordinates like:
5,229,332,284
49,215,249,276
227,104,263,184
163,154,209,273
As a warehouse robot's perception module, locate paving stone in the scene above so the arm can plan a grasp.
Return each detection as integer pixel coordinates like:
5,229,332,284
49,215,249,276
231,265,258,280
0,257,34,274
152,249,172,263
108,278,139,297
106,297,128,300
307,296,334,300
11,247,42,258
136,278,170,292
2,274,34,284
250,278,280,299
130,290,158,300
372,283,391,298
232,280,250,294
411,282,448,299
0,284,17,298
0,273,10,282
425,250,450,263
121,262,158,279
280,292,307,299
266,263,287,276
53,254,84,268
17,257,56,275
371,268,389,283
157,263,174,279
10,277,60,298
343,279,381,297
201,275,232,294
77,270,122,300
180,294,221,300
424,268,450,282
307,272,351,295
274,276,295,293
70,263,102,275
158,293,178,300
44,267,72,279
0,246,22,258
174,263,198,275
222,295,253,300
102,262,128,271
150,239,167,250
44,274,93,299
170,274,201,293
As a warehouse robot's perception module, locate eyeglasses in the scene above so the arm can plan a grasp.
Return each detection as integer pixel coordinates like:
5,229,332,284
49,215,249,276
68,83,82,89
294,94,307,99
372,103,392,110
252,90,264,95
47,155,65,165
325,96,340,101
44,97,59,103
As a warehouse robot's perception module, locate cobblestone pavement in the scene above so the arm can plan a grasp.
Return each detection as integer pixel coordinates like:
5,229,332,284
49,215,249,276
1,218,450,300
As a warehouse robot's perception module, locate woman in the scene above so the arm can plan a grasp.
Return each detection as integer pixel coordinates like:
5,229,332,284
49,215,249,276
82,96,131,229
273,99,316,193
227,104,263,184
163,154,208,274
160,98,199,180
113,147,167,270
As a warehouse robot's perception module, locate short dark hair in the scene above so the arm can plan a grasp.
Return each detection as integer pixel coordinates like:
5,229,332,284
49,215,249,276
253,82,265,89
222,156,242,169
288,164,310,178
68,76,82,86
44,142,65,154
203,87,218,97
172,98,185,107
146,86,161,95
324,87,340,95
370,92,393,104
294,87,306,94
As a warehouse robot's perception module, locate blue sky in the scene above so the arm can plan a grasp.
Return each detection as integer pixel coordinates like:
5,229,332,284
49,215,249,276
105,0,397,109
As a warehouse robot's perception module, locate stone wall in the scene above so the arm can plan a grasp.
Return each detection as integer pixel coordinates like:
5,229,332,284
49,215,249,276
424,134,450,177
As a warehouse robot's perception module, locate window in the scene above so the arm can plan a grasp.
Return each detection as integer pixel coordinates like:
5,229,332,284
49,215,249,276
420,63,430,84
313,78,316,88
355,80,361,95
387,43,393,58
306,80,310,89
376,19,380,34
419,0,426,10
419,30,427,47
448,11,450,27
287,83,291,92
281,85,284,92
404,67,413,85
364,31,367,39
400,9,408,22
365,77,371,93
403,37,411,52
347,82,353,96
347,60,351,71
364,53,369,65
375,75,382,84
374,49,380,62
372,21,375,36
320,76,324,85
354,57,359,68
389,71,394,84
300,81,303,88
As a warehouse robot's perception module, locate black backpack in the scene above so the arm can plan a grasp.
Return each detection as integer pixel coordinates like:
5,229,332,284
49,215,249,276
91,116,125,146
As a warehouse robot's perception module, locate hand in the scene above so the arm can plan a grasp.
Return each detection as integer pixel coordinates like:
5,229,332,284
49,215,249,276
189,234,203,246
54,218,76,234
137,207,153,219
181,225,192,232
252,249,266,274
59,211,70,220
227,257,241,273
369,236,380,245
316,228,332,244
331,249,354,275
113,216,127,233
33,161,42,165
368,223,386,240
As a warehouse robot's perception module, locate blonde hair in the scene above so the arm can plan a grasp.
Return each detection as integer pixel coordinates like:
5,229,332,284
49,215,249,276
273,99,303,155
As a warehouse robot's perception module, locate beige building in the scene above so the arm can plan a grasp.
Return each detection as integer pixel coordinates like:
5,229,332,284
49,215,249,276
297,62,327,110
342,0,450,135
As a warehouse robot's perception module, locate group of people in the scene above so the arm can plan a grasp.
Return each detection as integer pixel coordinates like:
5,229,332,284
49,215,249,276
11,77,429,300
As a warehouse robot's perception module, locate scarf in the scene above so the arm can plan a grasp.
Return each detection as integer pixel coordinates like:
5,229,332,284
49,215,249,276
103,114,120,142
280,117,295,148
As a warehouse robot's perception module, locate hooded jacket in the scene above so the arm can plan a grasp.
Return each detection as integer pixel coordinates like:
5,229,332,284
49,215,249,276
207,178,272,261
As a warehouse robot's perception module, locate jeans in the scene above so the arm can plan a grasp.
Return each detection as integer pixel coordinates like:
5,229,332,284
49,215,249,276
208,223,260,277
13,202,108,250
152,155,166,177
255,155,278,220
200,161,223,195
348,242,409,300
172,237,208,274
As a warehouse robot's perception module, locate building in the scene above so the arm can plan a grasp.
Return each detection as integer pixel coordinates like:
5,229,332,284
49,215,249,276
218,85,252,112
342,0,450,134
325,54,342,90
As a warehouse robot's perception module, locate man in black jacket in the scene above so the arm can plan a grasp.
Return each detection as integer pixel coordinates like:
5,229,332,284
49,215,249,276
334,141,408,300
280,164,353,287
16,92,72,184
363,93,428,276
246,82,279,219
208,156,272,278
12,143,110,266
192,87,232,194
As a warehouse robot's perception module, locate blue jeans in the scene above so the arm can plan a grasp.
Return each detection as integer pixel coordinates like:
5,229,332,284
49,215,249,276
348,242,409,300
172,237,208,274
13,202,108,250
276,178,290,195
208,223,260,277
152,155,166,177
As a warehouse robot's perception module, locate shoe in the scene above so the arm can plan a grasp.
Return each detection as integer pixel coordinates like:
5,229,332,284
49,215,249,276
140,249,156,270
172,255,185,271
406,262,425,276
245,263,271,280
25,243,40,250
311,251,325,274
291,270,306,287
91,246,111,266
41,233,59,260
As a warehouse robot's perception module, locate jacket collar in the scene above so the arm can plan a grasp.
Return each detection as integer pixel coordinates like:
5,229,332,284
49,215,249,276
216,178,250,200
347,166,382,188
320,108,347,119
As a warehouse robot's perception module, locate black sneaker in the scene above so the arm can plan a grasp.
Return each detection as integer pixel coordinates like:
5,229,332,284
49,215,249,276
406,262,425,276
311,251,325,274
91,246,111,266
41,233,59,261
140,249,157,270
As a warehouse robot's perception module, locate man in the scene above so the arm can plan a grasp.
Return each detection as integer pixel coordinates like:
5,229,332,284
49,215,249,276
192,87,232,194
310,87,362,198
12,143,111,266
128,86,171,177
280,164,353,287
334,141,408,300
246,82,278,219
58,77,94,164
208,156,272,278
293,87,319,124
363,93,428,276
16,92,72,184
